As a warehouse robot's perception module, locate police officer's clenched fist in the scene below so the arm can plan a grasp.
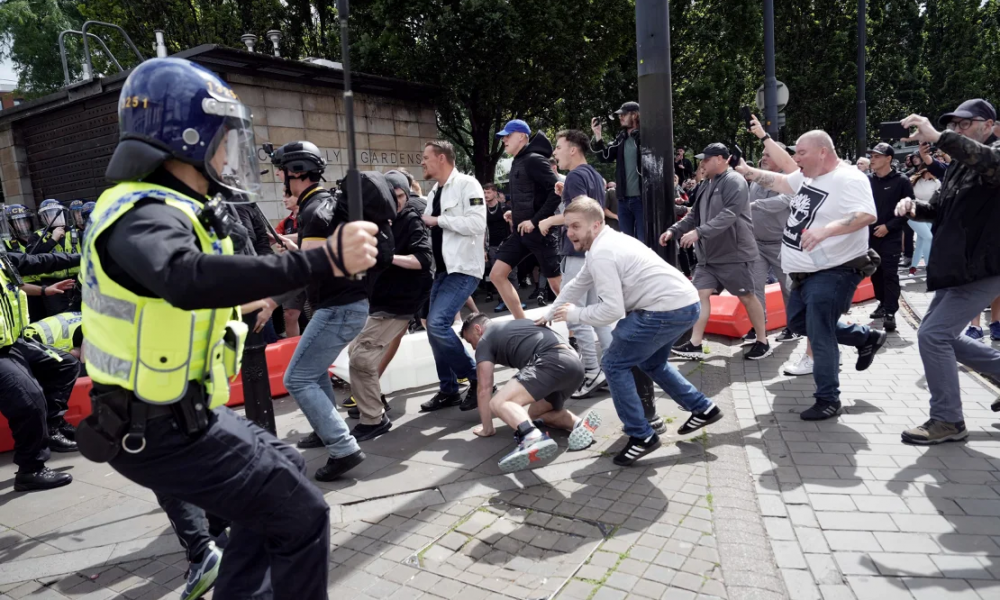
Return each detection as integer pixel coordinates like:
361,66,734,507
327,221,379,276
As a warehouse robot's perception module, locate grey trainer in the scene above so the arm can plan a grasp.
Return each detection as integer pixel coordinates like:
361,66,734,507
901,419,968,445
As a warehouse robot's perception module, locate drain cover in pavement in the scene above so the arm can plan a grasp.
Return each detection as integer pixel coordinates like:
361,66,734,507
405,498,613,600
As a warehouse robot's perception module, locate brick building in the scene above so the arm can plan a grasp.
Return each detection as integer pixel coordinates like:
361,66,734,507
0,45,438,222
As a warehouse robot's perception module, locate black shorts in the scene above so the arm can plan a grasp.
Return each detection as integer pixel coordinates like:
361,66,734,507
495,229,561,279
514,347,585,410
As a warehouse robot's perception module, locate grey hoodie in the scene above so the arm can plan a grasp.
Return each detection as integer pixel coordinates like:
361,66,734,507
749,182,791,243
668,168,758,265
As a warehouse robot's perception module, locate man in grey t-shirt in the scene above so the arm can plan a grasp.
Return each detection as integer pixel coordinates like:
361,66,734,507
461,314,600,473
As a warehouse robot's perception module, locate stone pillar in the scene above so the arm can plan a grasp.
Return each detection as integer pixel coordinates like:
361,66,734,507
0,124,35,208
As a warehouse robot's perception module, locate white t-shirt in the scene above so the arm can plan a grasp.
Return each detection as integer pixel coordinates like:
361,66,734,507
780,165,877,274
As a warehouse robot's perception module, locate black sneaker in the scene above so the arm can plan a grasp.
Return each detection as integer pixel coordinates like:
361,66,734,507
992,398,1000,412
742,329,757,345
297,431,324,449
883,315,897,332
536,292,549,307
420,391,461,412
677,406,723,435
342,396,357,409
743,341,773,361
351,416,392,442
459,384,479,411
14,467,72,492
647,415,667,435
800,399,842,421
856,330,888,371
775,328,801,342
671,341,707,360
347,394,390,420
869,305,885,319
613,434,661,466
485,291,494,303
315,450,366,482
48,431,78,453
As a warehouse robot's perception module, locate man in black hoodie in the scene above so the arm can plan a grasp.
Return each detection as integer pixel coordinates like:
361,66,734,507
866,143,913,333
489,119,563,320
895,99,1000,445
346,171,432,442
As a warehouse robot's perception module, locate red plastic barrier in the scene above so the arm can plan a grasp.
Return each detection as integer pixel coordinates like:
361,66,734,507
0,336,305,453
704,277,874,339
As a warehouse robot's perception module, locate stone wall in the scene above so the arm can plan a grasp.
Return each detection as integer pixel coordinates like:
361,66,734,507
0,123,33,206
227,74,438,222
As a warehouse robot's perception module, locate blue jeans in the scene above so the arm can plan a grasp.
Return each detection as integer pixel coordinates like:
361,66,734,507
618,195,646,245
601,303,712,438
283,300,368,458
428,272,479,394
785,268,871,402
908,220,933,269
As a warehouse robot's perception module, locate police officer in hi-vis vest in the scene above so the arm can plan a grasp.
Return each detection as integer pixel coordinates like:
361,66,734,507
27,199,81,316
77,57,379,598
0,215,81,492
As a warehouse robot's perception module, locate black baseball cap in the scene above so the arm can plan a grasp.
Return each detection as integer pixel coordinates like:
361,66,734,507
614,101,640,115
938,98,997,127
871,142,895,157
695,143,730,160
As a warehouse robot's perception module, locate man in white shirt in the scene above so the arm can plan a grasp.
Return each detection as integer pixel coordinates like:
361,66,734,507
538,197,723,467
418,141,488,413
736,131,888,421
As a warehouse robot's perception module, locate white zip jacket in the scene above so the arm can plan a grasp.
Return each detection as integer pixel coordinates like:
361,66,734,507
424,168,487,279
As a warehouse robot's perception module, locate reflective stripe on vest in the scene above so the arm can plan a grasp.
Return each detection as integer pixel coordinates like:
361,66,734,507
81,183,241,408
0,264,28,348
24,312,81,350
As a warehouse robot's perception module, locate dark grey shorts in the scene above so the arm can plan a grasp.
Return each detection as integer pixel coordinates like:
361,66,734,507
692,262,756,297
514,347,585,411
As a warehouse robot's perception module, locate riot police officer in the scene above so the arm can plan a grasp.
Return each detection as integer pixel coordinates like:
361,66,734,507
77,57,378,598
28,199,80,316
0,217,81,491
4,205,47,320
23,311,83,357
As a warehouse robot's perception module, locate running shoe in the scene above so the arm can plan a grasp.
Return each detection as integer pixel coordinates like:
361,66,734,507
181,542,222,600
571,369,607,399
498,432,558,473
567,410,602,451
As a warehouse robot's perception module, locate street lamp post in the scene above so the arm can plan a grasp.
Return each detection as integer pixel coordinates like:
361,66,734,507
856,0,867,158
763,0,779,139
635,0,676,265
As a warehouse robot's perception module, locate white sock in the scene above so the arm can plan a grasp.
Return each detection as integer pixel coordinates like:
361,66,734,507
524,428,543,442
699,401,717,415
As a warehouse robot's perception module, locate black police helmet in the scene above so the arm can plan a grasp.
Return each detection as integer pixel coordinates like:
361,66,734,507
271,141,326,175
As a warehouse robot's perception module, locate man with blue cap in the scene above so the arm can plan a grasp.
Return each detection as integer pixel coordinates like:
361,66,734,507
488,119,563,320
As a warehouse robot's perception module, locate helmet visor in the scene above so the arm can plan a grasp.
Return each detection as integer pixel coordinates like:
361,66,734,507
203,99,262,200
9,214,32,238
39,206,65,228
72,209,86,230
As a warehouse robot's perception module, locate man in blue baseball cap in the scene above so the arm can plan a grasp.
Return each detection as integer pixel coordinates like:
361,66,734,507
488,119,563,320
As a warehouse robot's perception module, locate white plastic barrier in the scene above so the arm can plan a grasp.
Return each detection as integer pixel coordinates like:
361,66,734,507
330,307,570,394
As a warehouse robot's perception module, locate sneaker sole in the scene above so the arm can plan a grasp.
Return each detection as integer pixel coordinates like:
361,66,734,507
801,407,841,421
568,411,602,451
649,417,667,435
353,422,392,442
783,368,813,376
901,429,969,445
498,438,558,473
613,437,662,467
671,350,707,360
744,346,774,361
677,409,724,435
183,553,221,600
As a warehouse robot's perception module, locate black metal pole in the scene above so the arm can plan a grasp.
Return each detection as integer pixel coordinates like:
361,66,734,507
856,0,867,158
337,0,363,227
240,314,277,434
636,0,676,265
763,0,779,139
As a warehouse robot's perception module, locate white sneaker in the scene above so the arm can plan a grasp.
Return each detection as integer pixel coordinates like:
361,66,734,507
572,369,607,399
783,354,814,376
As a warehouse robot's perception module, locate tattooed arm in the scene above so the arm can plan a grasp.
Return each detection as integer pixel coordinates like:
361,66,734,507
800,211,877,251
735,163,797,195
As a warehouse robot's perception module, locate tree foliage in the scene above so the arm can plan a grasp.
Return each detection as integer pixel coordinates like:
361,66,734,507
2,0,999,175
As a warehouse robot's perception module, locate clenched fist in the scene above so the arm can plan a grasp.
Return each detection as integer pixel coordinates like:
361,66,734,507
328,221,379,276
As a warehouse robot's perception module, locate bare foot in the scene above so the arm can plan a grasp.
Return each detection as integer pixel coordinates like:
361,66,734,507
472,425,495,438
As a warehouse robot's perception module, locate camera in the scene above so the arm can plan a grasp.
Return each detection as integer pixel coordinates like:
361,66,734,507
258,142,275,163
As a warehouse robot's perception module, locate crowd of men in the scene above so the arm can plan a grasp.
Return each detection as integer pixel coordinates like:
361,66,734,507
2,50,1000,598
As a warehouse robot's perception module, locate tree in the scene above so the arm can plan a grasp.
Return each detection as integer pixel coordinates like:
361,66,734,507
0,0,85,94
349,0,634,183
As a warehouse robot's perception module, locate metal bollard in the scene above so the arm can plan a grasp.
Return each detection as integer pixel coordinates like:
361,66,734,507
241,311,277,434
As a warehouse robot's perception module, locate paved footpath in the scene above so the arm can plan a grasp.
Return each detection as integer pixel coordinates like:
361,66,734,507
3,280,1000,600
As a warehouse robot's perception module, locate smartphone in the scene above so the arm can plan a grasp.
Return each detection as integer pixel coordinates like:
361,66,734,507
879,121,910,141
740,106,753,130
728,144,743,168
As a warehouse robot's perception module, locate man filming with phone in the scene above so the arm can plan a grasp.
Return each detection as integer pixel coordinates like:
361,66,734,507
894,99,1000,445
591,102,645,244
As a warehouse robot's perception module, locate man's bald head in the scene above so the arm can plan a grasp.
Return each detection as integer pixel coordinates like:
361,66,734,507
794,130,840,177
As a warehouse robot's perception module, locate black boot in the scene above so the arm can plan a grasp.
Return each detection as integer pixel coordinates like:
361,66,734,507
48,431,78,453
14,467,73,492
315,450,366,482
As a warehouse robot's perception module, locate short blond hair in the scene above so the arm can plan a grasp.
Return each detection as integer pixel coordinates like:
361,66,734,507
564,196,605,223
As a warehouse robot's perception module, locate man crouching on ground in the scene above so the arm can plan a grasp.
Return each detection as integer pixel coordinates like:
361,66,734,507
461,313,601,472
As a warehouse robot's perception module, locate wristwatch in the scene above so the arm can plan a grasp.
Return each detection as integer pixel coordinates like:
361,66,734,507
761,133,771,142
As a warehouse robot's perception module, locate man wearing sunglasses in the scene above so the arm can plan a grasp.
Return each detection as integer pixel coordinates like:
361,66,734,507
894,99,1000,445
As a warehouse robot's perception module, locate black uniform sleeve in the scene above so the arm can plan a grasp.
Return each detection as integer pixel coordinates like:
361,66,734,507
526,155,562,226
100,201,332,310
248,208,274,256
886,177,914,232
26,232,59,255
9,252,80,277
